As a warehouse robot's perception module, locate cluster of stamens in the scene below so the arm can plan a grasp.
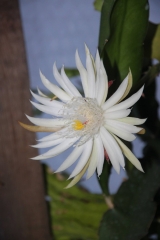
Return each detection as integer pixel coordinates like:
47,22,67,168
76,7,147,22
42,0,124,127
60,97,104,146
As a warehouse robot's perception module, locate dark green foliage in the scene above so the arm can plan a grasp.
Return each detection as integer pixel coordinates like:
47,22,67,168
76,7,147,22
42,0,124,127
99,0,149,83
99,162,160,240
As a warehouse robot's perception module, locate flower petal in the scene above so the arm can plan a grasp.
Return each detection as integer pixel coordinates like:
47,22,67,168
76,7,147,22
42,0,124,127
85,45,96,98
118,117,147,125
75,50,88,97
117,69,133,103
65,160,90,189
68,139,93,179
96,135,105,177
31,138,64,148
105,119,142,133
31,91,64,108
26,115,66,127
61,66,82,97
53,63,73,96
102,74,129,111
31,137,79,160
96,61,108,106
104,124,136,142
40,71,71,102
104,109,131,119
106,85,144,113
86,138,98,179
38,128,66,142
112,134,144,172
30,101,63,117
55,144,85,172
100,127,125,173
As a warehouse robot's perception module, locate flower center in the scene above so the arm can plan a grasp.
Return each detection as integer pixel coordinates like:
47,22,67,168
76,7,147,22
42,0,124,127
60,97,104,145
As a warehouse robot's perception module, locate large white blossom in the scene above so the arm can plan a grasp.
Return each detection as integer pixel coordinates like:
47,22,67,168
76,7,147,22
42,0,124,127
21,46,146,188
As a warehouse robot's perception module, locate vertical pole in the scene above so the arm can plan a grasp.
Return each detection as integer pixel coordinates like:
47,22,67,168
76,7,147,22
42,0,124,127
0,1,53,239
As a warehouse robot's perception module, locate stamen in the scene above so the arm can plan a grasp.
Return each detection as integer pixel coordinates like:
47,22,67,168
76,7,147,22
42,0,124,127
73,120,85,130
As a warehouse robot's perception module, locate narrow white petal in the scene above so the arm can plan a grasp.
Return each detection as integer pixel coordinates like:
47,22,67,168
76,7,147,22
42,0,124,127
65,160,90,189
31,138,64,148
106,119,142,133
38,128,66,142
40,71,71,102
75,50,88,97
102,74,129,111
86,138,98,179
112,134,144,172
85,46,96,98
68,139,93,179
61,66,82,97
53,63,74,96
31,137,79,160
96,62,108,105
100,127,123,173
96,135,105,177
26,115,66,127
31,91,64,108
37,87,48,98
55,144,85,172
104,124,136,142
30,101,63,117
118,117,147,125
105,109,131,119
106,86,144,113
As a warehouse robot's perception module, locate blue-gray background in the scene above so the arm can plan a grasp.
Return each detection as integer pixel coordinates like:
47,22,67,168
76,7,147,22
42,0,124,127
19,0,160,193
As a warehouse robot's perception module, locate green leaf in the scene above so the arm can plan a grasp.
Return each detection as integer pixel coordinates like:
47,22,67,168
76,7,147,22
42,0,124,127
98,0,116,53
94,0,104,12
63,68,79,78
102,0,149,83
99,161,160,240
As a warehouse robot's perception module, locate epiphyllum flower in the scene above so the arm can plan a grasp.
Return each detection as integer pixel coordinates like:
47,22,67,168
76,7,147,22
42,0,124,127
20,46,146,188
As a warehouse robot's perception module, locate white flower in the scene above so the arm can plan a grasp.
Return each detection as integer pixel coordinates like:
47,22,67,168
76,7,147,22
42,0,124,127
21,45,146,188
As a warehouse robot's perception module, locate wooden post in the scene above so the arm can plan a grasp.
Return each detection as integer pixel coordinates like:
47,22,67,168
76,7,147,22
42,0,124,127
0,1,53,239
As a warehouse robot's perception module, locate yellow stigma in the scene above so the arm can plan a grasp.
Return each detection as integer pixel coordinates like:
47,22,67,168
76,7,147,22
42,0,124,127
73,120,85,130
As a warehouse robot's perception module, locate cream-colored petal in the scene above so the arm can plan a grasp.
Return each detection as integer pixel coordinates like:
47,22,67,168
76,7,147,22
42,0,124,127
65,160,90,189
31,138,63,148
118,117,147,125
96,135,105,177
112,134,144,172
117,69,133,103
104,109,131,119
30,101,63,117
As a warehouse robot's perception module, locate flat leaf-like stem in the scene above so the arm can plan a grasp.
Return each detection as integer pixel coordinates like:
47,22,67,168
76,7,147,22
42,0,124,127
99,161,160,240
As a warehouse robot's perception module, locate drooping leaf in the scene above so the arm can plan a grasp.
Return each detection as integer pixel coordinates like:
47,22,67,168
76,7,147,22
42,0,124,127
99,161,160,240
101,0,149,83
94,0,104,12
98,0,116,53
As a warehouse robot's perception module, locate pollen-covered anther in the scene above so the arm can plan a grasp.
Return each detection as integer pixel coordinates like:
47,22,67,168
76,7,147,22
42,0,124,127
73,120,85,130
